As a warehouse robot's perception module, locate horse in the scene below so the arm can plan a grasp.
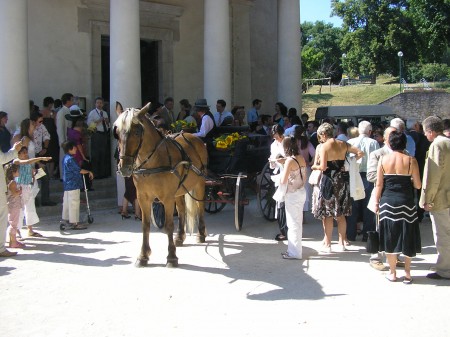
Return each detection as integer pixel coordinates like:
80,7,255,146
114,102,208,267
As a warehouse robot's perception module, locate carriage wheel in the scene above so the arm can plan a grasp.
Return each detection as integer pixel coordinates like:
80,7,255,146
257,162,277,221
152,201,165,229
234,173,245,231
277,204,287,236
204,185,226,213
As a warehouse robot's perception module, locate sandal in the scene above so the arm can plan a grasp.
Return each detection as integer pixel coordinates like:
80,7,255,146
28,231,43,238
281,252,300,260
71,223,88,230
9,241,26,249
385,275,397,282
403,277,413,284
275,234,287,241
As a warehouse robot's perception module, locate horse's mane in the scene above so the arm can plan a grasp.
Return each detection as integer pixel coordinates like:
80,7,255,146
114,108,141,133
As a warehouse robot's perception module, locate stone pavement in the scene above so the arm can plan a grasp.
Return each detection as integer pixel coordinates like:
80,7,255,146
1,200,448,337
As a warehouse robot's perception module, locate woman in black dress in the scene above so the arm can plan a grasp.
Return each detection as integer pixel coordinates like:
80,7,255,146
374,131,422,283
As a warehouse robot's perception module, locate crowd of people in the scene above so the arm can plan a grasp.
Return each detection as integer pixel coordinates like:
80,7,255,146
260,100,449,284
1,95,449,285
0,94,106,256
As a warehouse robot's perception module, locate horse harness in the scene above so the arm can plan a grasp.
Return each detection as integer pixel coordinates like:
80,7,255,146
122,117,206,191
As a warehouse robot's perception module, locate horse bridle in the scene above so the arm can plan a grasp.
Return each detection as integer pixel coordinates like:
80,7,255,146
117,116,167,172
117,123,144,167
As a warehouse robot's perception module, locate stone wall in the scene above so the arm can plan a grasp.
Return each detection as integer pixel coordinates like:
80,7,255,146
380,90,450,121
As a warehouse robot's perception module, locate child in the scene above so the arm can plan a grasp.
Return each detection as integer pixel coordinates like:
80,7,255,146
5,164,25,248
13,146,52,238
61,141,93,230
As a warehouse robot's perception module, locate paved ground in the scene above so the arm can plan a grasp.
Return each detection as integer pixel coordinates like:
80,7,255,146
1,198,448,337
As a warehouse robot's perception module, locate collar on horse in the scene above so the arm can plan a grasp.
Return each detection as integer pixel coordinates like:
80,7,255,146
124,114,194,189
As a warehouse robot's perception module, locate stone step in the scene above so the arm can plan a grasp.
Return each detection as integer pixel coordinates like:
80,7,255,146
36,176,119,219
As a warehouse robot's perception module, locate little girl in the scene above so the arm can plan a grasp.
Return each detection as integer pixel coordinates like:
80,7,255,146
5,164,25,248
13,146,52,238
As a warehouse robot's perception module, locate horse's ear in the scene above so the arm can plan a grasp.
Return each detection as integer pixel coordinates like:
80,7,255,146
138,102,151,117
116,102,124,116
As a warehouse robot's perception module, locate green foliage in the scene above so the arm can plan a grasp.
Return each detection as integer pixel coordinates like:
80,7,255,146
406,64,423,83
301,21,344,81
421,63,450,81
406,0,450,63
329,0,450,79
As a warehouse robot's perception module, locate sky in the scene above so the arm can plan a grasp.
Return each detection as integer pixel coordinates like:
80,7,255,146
300,0,343,27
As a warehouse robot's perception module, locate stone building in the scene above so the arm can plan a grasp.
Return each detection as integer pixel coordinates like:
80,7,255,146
0,0,302,133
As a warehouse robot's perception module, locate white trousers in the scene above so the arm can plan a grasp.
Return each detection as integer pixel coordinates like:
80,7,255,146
430,208,450,278
285,188,306,259
62,190,80,224
18,184,40,227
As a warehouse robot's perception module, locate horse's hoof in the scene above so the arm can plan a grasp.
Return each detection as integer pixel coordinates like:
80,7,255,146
166,258,178,268
175,237,185,247
135,258,148,268
196,235,206,243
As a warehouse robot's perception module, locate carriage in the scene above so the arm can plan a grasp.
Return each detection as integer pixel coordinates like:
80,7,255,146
203,126,272,231
151,125,279,231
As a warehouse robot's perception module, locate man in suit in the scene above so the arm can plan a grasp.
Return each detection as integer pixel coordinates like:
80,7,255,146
158,97,175,127
307,121,319,148
420,116,450,280
87,96,111,179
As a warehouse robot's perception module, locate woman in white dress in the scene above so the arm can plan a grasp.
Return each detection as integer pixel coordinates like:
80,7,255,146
279,137,307,259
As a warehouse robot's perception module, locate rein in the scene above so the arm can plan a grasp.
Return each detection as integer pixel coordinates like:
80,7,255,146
122,114,201,190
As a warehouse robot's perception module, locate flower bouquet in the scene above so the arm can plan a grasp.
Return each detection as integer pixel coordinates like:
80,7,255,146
213,132,247,151
87,122,97,134
170,120,197,133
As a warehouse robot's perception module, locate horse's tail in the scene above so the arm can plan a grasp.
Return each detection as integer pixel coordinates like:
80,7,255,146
185,191,199,235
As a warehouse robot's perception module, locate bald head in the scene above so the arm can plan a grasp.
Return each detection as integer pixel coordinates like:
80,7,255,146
384,126,397,147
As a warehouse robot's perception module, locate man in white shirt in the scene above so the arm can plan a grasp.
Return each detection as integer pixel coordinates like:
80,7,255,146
247,99,262,131
346,121,380,242
336,122,349,142
87,96,111,178
213,99,233,126
192,99,215,139
56,93,74,177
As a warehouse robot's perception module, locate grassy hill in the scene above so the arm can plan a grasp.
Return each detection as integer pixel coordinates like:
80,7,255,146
302,82,399,117
302,77,450,118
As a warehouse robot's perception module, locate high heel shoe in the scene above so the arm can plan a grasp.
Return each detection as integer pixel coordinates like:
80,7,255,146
121,213,131,220
135,215,142,221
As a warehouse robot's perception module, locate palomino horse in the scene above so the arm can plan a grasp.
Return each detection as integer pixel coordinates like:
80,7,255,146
114,102,208,267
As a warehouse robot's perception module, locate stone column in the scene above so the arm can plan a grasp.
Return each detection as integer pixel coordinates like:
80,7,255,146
277,0,301,111
110,0,141,205
231,1,252,108
0,0,29,131
204,0,231,110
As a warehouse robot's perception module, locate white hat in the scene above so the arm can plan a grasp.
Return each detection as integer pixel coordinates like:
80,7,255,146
70,104,84,112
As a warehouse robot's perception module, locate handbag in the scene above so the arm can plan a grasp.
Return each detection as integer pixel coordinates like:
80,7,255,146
367,189,378,213
308,169,322,185
366,213,380,253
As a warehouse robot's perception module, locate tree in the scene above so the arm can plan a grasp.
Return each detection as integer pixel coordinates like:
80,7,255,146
331,0,419,81
301,21,344,82
421,63,449,82
406,0,450,63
